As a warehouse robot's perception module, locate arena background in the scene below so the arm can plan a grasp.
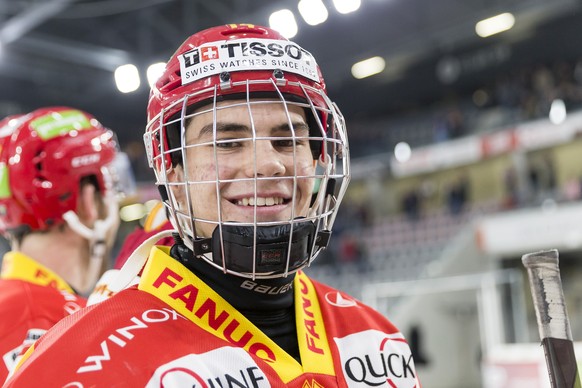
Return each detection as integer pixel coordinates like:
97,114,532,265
3,1,582,386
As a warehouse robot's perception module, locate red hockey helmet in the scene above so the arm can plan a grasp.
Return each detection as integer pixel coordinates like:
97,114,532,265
0,107,119,235
144,24,350,279
146,23,334,170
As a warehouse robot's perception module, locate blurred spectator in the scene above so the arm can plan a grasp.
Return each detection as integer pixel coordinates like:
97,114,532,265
445,108,466,139
527,162,541,195
446,174,470,216
503,167,520,209
433,115,450,142
494,73,522,109
402,188,422,221
531,64,555,115
528,155,557,200
356,202,373,228
432,107,466,141
338,232,370,273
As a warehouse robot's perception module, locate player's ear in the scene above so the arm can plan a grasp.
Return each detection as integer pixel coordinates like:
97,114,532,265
77,183,99,226
166,164,187,204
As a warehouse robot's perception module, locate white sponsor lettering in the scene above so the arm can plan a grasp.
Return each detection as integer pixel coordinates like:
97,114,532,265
146,347,271,387
71,154,100,168
178,38,320,86
76,308,186,374
240,279,292,295
61,291,83,315
2,329,46,372
77,341,112,373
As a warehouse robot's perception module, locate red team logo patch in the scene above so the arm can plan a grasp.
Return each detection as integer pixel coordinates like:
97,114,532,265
324,291,358,308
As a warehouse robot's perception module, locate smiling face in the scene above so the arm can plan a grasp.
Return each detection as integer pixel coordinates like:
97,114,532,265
168,99,317,238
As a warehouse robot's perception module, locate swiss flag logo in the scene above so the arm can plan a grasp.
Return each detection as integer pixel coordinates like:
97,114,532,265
200,46,218,61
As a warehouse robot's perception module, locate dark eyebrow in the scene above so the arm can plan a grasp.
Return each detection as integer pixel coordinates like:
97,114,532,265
196,121,309,139
196,123,248,139
272,122,310,134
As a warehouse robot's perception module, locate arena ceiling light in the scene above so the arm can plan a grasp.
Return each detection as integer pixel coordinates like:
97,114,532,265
475,12,515,38
269,9,298,38
394,142,412,163
146,62,166,88
332,0,361,14
114,64,140,93
351,56,385,79
298,0,328,26
549,99,567,124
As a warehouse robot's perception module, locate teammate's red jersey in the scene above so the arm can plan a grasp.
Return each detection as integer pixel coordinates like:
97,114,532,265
0,252,86,382
6,246,420,387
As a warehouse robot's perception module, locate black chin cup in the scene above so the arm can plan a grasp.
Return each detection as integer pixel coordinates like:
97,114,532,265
209,221,330,275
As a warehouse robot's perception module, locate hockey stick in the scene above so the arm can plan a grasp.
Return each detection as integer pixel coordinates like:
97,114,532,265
522,249,581,388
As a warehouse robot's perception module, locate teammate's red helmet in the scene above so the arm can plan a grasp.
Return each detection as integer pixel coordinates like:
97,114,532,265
0,107,119,235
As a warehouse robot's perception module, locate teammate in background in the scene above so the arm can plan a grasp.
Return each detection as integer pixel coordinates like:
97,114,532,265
0,107,121,381
6,25,420,387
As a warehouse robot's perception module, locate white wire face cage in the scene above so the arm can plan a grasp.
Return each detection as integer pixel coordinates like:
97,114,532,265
145,79,350,279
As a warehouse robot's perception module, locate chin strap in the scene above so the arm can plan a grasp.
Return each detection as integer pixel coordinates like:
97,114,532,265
108,228,176,293
62,193,119,294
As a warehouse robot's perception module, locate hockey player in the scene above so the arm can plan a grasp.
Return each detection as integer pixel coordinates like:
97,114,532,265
0,107,120,381
6,25,420,387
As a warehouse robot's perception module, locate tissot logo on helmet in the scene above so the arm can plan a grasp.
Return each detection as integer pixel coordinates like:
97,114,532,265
179,38,320,85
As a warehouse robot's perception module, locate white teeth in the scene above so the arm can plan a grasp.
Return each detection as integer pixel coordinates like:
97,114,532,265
236,197,283,206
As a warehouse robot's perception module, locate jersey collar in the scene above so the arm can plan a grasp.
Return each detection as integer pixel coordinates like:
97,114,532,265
0,251,75,293
138,246,336,383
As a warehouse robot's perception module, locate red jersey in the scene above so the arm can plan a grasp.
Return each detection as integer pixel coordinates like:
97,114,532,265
0,252,86,382
7,247,420,387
